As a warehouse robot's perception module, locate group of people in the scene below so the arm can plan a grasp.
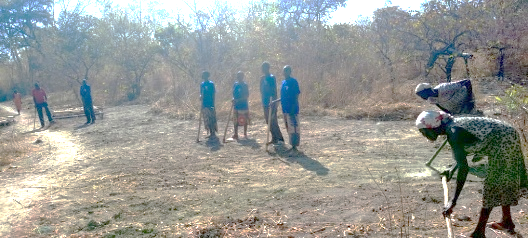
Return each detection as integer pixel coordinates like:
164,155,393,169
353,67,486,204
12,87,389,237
11,79,96,128
9,65,528,236
415,79,528,237
199,65,528,236
199,62,301,151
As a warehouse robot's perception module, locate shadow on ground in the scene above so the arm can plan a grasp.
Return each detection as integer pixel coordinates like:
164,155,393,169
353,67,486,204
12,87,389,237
74,123,93,130
271,143,329,176
237,138,261,149
206,136,222,151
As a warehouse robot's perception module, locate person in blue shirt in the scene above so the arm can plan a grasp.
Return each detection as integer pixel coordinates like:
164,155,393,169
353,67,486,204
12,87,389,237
280,65,301,151
232,71,250,140
80,79,96,124
260,62,284,144
200,71,217,137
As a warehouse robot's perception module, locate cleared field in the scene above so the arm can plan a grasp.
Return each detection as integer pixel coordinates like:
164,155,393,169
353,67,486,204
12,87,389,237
0,104,526,237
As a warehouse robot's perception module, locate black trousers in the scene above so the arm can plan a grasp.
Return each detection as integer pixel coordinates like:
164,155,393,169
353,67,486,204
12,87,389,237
83,102,96,123
36,102,53,127
263,105,284,142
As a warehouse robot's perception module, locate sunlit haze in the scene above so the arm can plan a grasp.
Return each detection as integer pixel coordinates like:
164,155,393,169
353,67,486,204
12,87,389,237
59,0,426,24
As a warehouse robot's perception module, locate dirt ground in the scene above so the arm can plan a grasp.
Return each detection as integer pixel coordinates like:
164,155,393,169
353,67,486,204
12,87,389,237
1,101,528,237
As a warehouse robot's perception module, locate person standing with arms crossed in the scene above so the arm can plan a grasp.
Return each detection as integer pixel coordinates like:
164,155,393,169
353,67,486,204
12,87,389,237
200,71,217,137
260,62,284,144
232,71,250,140
280,65,301,152
80,79,96,124
32,83,54,128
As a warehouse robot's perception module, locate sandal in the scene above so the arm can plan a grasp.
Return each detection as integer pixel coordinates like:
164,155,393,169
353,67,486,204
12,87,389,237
487,222,515,234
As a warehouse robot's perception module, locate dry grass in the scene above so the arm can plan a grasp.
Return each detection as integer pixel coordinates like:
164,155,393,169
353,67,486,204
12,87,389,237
177,213,374,237
148,77,428,122
341,101,425,121
0,130,26,167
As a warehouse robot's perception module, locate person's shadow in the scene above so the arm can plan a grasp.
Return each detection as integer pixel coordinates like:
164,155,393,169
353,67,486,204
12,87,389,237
206,135,222,151
23,126,46,134
74,123,92,130
237,138,261,149
270,143,329,176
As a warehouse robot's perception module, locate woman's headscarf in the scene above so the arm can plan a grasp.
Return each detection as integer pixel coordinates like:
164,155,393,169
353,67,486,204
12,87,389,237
416,110,451,129
415,83,432,94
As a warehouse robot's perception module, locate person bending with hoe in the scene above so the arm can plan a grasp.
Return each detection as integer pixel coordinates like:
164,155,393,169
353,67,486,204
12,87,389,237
417,79,482,174
32,83,54,128
260,62,284,144
415,79,476,115
416,110,528,237
200,71,217,137
80,79,96,124
232,71,250,140
280,65,301,152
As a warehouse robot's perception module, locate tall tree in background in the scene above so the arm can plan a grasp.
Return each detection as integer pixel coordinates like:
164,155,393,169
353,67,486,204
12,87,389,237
56,12,102,83
103,9,159,100
0,0,52,89
46,11,105,101
408,0,477,81
278,0,346,28
372,7,413,94
479,0,528,81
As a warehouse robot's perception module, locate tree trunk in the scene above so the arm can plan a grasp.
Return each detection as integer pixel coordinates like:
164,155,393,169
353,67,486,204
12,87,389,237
498,48,505,80
445,56,456,82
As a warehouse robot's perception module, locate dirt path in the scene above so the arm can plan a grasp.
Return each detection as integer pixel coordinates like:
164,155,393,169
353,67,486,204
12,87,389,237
0,104,527,237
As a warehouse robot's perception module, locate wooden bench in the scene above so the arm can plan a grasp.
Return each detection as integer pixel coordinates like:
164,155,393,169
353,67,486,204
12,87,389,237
52,106,104,120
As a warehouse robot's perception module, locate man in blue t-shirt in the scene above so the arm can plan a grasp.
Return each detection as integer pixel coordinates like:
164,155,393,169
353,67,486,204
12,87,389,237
280,65,301,151
232,71,250,139
260,62,284,144
80,79,96,124
200,71,217,137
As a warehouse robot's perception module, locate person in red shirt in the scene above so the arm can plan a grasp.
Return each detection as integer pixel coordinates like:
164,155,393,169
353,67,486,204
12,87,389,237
32,83,54,127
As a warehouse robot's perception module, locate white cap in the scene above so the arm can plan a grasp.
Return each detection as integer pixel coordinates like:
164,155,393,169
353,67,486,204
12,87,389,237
416,110,451,129
415,83,432,94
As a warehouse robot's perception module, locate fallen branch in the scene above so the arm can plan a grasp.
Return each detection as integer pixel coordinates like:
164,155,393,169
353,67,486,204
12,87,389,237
13,199,25,208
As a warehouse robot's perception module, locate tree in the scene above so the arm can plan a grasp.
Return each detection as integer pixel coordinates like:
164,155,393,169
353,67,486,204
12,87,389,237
0,0,53,89
396,0,479,81
45,11,106,101
372,6,413,93
478,0,528,81
277,0,346,28
0,0,52,59
103,9,159,100
56,12,103,82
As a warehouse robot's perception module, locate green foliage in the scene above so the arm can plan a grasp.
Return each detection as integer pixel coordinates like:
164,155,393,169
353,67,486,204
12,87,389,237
496,85,528,112
0,0,53,57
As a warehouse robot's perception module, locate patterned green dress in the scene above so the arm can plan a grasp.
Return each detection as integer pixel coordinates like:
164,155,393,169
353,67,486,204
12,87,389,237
448,117,528,208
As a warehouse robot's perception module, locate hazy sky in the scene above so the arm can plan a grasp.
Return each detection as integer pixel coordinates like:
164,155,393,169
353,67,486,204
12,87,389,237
330,0,425,23
61,0,426,23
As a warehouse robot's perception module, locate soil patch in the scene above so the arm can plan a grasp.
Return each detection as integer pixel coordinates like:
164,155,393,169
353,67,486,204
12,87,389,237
1,104,527,237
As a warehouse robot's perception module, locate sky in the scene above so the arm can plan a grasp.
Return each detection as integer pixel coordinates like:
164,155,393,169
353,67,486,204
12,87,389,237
60,0,427,24
330,0,425,23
